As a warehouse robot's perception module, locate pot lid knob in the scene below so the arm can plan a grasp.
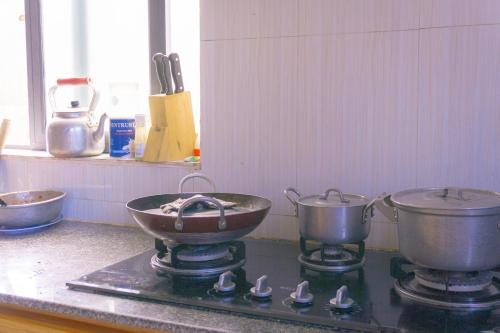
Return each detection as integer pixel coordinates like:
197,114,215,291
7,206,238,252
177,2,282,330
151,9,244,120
329,285,354,309
213,271,236,293
290,281,314,305
250,275,272,299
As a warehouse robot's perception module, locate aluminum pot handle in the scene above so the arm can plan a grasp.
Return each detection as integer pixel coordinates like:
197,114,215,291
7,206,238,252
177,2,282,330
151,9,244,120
361,197,378,224
320,188,350,203
374,193,398,223
284,187,301,217
284,187,301,205
441,188,467,201
178,173,216,193
175,196,226,231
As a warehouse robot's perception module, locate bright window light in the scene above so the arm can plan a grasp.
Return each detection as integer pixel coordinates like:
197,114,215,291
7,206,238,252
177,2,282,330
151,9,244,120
0,0,30,146
42,0,150,120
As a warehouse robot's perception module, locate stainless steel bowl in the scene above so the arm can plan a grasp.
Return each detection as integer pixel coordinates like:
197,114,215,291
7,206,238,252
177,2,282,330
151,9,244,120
0,190,66,228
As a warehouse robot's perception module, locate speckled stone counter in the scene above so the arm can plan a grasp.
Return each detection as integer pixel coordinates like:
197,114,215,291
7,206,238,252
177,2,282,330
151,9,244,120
0,220,335,333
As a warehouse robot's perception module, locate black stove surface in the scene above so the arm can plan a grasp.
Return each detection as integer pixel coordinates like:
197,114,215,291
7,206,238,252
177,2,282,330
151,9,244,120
67,239,500,333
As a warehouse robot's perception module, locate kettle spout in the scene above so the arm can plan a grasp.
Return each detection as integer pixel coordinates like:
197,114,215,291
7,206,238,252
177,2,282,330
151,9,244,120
93,112,108,142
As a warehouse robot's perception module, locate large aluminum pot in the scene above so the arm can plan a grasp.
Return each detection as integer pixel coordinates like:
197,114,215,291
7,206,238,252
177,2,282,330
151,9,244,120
0,190,66,228
376,187,500,272
284,187,376,245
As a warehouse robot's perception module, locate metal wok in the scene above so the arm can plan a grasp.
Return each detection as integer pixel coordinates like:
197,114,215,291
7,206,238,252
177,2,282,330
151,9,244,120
126,174,272,245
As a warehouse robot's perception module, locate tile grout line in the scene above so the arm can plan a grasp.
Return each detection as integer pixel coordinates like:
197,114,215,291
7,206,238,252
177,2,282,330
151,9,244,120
415,0,422,189
200,22,500,43
294,0,299,196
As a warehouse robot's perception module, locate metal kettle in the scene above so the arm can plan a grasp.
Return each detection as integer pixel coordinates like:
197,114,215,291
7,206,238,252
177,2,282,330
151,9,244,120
46,77,107,157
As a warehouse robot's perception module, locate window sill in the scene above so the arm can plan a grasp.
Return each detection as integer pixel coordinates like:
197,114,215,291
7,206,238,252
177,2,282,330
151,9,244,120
0,148,200,169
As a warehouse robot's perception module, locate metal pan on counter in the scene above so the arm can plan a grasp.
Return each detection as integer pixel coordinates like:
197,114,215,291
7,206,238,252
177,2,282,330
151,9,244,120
0,190,66,229
126,174,272,245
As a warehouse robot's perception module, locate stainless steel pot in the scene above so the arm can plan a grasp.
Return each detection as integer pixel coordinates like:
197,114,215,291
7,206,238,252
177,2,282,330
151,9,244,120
376,187,500,272
284,187,376,245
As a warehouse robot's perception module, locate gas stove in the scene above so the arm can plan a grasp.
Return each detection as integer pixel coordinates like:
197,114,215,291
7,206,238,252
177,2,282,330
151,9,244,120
67,239,500,333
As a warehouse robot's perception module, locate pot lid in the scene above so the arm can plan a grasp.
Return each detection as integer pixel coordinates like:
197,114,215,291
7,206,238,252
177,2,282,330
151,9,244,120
391,187,500,213
299,188,369,208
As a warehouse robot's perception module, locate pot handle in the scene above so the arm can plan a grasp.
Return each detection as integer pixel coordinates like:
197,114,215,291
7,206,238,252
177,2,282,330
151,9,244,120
175,196,226,231
320,188,350,203
284,187,301,205
284,187,301,216
361,197,378,224
178,173,216,193
374,193,398,223
441,188,467,201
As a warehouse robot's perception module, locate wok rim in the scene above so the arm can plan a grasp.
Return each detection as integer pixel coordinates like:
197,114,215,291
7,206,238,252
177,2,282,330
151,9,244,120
125,192,272,217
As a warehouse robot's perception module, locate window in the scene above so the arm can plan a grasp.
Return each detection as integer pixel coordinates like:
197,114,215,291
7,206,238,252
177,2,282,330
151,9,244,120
0,1,30,146
2,0,200,150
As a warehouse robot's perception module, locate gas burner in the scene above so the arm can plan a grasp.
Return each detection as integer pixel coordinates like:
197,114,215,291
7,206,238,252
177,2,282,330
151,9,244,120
176,244,230,262
298,237,365,273
414,269,494,292
151,240,245,279
391,257,500,310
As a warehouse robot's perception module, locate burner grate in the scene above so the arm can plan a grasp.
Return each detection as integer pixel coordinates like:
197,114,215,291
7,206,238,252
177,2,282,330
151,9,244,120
298,237,365,273
151,240,245,278
390,257,500,310
414,269,493,292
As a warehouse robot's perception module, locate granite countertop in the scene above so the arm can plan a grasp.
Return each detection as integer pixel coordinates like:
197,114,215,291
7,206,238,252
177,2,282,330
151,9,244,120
0,220,335,333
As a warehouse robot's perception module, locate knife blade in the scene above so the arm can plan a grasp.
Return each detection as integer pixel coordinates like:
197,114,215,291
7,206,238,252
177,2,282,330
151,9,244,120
161,54,174,95
168,53,184,94
152,53,167,94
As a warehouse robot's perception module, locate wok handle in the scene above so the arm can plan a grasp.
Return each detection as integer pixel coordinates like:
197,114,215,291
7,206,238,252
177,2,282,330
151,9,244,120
284,187,301,217
175,196,226,231
178,173,216,193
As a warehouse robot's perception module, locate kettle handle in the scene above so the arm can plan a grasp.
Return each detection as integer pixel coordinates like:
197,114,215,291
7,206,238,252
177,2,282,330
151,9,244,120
56,77,92,85
48,77,98,116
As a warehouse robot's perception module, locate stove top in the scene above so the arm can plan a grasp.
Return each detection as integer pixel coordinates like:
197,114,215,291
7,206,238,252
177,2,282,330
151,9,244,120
67,239,500,333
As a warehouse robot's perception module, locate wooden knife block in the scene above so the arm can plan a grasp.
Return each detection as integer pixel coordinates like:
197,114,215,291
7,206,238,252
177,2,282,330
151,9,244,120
143,92,196,162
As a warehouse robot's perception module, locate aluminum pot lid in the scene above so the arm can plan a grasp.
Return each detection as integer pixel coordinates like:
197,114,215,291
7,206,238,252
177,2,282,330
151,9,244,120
391,187,500,213
299,188,369,208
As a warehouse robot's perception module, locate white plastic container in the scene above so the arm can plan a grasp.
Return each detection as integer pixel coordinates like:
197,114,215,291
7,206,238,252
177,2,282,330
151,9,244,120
134,114,146,160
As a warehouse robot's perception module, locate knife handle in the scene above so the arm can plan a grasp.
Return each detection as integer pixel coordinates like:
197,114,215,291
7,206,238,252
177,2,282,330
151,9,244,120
161,55,174,95
169,53,184,93
152,53,166,94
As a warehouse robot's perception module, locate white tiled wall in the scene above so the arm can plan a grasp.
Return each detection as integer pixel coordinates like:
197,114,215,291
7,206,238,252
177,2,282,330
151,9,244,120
0,158,194,226
1,1,499,250
199,0,500,249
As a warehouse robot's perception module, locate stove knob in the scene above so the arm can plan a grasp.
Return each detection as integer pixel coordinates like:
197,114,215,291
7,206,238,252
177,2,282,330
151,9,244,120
250,275,272,298
214,271,236,293
329,285,354,309
290,281,314,305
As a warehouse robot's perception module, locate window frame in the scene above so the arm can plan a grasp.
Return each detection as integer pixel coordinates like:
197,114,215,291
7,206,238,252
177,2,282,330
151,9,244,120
12,0,168,150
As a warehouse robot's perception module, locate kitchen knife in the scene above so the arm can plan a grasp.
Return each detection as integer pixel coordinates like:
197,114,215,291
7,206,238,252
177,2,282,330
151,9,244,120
161,54,174,95
152,53,167,94
168,53,184,93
